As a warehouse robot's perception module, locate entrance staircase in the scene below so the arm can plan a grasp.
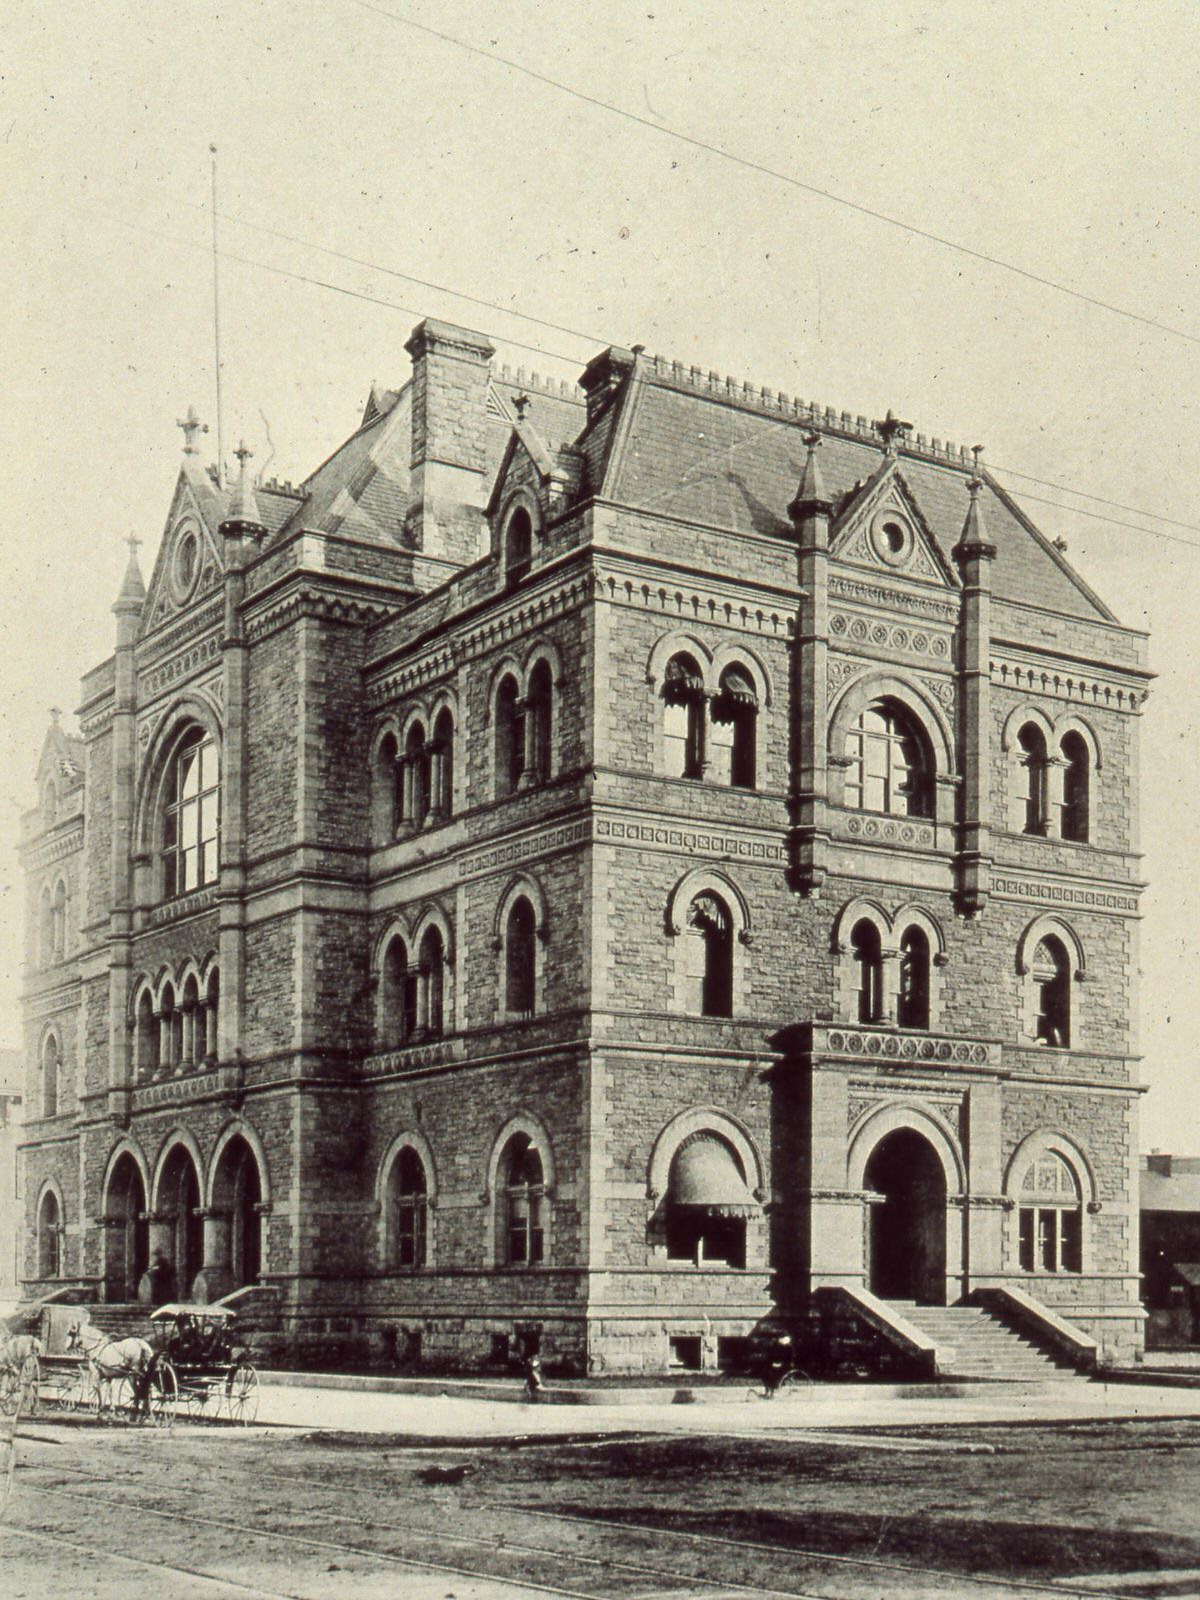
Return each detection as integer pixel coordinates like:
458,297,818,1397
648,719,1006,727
886,1300,1080,1380
81,1303,159,1343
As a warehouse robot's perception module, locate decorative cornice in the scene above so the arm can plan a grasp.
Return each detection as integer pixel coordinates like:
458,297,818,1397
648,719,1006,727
594,813,787,864
23,826,84,872
592,566,794,640
817,1022,1001,1069
245,584,398,645
137,634,222,705
141,885,220,929
829,615,953,660
990,873,1140,916
828,573,959,623
137,596,224,669
990,657,1144,713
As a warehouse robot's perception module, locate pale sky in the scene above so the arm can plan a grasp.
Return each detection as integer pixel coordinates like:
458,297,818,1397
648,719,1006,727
1,1,1197,1146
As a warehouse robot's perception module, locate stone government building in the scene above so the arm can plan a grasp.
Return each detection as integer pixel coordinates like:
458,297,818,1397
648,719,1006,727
19,318,1150,1372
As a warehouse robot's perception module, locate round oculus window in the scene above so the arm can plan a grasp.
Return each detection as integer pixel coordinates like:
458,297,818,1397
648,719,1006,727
870,510,915,568
171,525,201,601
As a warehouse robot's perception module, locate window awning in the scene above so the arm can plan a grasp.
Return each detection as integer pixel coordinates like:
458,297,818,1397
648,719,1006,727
664,660,705,697
715,671,758,709
669,1137,758,1216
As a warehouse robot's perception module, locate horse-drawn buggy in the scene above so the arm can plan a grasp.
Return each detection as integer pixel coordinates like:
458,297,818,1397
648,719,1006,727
150,1303,260,1424
0,1331,41,1418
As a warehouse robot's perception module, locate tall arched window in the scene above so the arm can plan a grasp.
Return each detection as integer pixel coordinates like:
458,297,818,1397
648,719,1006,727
204,968,220,1060
662,654,706,780
431,708,454,819
844,701,931,817
682,893,733,1017
419,925,445,1038
373,731,402,841
505,898,537,1017
181,973,200,1066
851,920,883,1024
525,660,553,784
159,982,179,1071
42,779,59,828
1018,1151,1081,1273
1032,936,1071,1047
495,674,525,797
163,727,220,896
41,1034,60,1118
1060,732,1089,842
136,989,156,1079
381,936,417,1044
401,722,430,830
710,666,758,789
38,886,53,967
38,1189,62,1278
1017,723,1049,836
664,1134,752,1267
389,1146,428,1269
506,506,533,582
897,926,930,1030
502,1134,545,1265
51,880,67,962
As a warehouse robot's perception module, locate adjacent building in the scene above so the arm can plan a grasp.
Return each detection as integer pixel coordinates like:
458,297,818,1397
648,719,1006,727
19,321,1150,1370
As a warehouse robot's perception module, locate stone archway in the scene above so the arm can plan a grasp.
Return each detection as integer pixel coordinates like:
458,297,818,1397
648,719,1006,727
864,1128,947,1304
193,1132,267,1301
104,1153,148,1302
149,1144,204,1302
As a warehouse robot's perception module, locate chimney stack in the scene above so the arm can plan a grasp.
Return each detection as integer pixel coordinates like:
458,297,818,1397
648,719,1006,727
405,318,495,565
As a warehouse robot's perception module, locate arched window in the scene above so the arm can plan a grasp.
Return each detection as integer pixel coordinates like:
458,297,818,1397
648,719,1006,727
431,708,454,818
1032,936,1071,1047
38,1189,62,1278
1017,723,1049,836
136,989,156,1079
505,898,537,1017
41,1034,60,1118
844,701,931,817
506,505,533,582
525,660,553,784
38,886,53,967
662,653,706,780
163,727,220,896
1060,732,1089,842
1018,1151,1081,1273
710,666,758,789
401,722,430,830
180,974,200,1067
373,731,402,841
42,779,58,828
851,920,883,1024
204,968,220,1060
51,880,67,962
682,893,733,1017
664,1134,753,1267
381,936,417,1045
495,674,525,797
389,1146,428,1269
897,926,930,1030
418,925,445,1038
159,982,179,1071
502,1134,544,1265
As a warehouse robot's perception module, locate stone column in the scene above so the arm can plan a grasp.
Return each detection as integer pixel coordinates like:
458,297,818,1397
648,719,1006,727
789,433,833,895
953,477,997,916
137,1213,174,1304
190,1210,235,1303
108,542,144,1118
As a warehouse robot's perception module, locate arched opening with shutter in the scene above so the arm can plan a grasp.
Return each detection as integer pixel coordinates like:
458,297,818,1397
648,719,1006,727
710,665,757,789
662,653,706,780
664,1133,755,1267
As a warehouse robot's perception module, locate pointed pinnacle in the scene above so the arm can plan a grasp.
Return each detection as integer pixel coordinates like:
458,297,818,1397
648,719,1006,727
789,429,832,521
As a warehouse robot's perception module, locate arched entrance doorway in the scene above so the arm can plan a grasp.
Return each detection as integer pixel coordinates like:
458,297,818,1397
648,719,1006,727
193,1134,266,1301
865,1128,947,1304
105,1153,148,1301
158,1145,203,1299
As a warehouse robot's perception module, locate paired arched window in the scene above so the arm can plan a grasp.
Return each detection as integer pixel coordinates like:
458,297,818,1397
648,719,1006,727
431,707,454,817
163,727,220,897
662,653,707,779
1032,936,1071,1047
1012,721,1092,842
897,926,930,1030
661,653,761,788
388,1146,428,1269
851,920,884,1024
1060,732,1089,842
41,1033,60,1118
1016,723,1049,835
38,1189,62,1278
525,660,553,785
844,700,932,817
495,674,525,798
681,892,733,1017
381,935,419,1044
505,897,537,1017
418,926,445,1037
402,722,431,829
1017,1151,1081,1273
501,1133,545,1265
664,1133,752,1267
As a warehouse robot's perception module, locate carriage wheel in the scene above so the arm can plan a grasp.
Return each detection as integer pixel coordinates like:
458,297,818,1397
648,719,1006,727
111,1376,138,1424
67,1366,100,1413
0,1368,19,1417
17,1354,40,1417
226,1363,259,1425
773,1367,812,1398
150,1360,178,1429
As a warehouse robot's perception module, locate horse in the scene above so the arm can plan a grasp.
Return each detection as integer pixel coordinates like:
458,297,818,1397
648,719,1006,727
0,1334,43,1416
66,1321,157,1419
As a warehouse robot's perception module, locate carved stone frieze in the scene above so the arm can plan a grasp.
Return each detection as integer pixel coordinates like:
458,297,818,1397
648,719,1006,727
829,573,959,623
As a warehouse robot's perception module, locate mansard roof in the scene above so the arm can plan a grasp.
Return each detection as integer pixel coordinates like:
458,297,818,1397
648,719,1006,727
585,356,1115,623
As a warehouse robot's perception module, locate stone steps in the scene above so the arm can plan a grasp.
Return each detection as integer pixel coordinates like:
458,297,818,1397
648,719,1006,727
886,1300,1079,1379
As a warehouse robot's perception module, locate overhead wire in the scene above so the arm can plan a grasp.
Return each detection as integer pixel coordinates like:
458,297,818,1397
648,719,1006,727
344,0,1200,349
62,193,1200,550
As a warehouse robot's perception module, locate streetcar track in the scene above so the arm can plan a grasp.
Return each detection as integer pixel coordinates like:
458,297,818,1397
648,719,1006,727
14,1452,1138,1600
0,1519,304,1600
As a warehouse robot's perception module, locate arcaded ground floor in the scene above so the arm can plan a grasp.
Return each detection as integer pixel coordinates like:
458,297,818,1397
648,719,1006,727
6,1387,1200,1598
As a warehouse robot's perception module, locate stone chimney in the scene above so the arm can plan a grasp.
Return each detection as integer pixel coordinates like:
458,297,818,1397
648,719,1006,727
579,346,636,427
405,318,495,566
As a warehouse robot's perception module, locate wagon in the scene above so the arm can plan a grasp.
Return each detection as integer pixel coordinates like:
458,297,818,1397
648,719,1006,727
150,1303,259,1424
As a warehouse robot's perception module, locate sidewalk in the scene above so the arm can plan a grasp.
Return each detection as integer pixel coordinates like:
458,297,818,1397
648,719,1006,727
252,1372,1200,1438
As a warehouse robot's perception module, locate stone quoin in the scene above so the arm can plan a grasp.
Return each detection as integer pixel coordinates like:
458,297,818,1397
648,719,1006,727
18,323,1150,1371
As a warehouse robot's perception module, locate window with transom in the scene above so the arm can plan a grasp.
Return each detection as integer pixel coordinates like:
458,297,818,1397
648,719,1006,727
502,1134,545,1265
1017,1151,1082,1273
844,702,931,817
163,728,220,897
389,1146,428,1269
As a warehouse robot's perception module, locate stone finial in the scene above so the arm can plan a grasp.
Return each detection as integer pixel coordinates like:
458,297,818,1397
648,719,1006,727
220,439,265,542
875,409,913,455
114,534,146,612
954,476,997,564
788,429,833,523
177,406,208,455
513,393,531,422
